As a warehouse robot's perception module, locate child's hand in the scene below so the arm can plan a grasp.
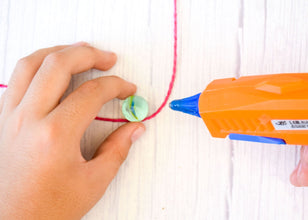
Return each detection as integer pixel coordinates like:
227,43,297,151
290,146,308,186
0,43,145,219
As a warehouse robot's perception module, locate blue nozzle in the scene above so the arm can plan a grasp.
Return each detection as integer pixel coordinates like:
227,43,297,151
169,93,201,117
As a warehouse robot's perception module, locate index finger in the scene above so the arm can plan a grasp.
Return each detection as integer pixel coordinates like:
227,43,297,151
47,76,136,138
20,45,117,118
3,45,69,115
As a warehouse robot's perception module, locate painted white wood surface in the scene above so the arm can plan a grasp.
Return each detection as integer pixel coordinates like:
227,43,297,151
0,0,308,219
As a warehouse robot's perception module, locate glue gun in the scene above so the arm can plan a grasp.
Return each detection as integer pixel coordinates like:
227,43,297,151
170,73,308,145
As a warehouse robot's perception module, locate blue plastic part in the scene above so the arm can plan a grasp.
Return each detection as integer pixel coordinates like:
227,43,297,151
229,133,286,145
169,93,201,117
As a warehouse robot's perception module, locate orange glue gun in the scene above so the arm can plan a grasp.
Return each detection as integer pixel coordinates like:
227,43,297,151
170,73,308,145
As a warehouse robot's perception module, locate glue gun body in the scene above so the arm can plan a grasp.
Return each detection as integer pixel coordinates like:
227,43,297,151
170,73,308,145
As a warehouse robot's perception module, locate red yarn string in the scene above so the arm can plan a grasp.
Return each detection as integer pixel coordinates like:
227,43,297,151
0,0,178,122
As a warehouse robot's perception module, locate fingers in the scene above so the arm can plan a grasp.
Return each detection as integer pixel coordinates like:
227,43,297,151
20,45,117,118
86,122,145,193
49,76,136,137
290,146,308,186
2,45,69,115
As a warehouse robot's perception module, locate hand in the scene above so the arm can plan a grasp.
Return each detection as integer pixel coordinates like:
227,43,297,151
290,146,308,186
0,42,145,219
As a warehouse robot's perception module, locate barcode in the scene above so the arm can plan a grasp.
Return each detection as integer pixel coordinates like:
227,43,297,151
271,120,308,130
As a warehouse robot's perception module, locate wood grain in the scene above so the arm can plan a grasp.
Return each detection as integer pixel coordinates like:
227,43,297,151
0,0,307,219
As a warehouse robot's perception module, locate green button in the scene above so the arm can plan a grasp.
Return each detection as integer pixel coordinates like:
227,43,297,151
122,95,149,122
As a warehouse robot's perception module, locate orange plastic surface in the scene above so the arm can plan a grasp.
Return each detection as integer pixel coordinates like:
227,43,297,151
199,73,308,145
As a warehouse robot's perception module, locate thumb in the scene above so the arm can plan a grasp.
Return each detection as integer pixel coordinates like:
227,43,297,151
87,122,145,192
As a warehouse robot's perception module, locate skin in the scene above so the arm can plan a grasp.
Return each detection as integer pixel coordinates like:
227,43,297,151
0,42,145,219
290,146,308,186
0,42,305,219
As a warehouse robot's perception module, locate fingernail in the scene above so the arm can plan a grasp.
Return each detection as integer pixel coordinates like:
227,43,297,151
131,126,145,143
72,41,89,46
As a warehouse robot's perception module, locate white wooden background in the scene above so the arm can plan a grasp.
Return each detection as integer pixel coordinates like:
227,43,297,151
1,0,308,219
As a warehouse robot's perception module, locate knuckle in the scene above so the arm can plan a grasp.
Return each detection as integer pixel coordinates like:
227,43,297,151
16,57,32,70
83,45,97,58
44,52,65,68
84,45,96,52
35,48,47,55
106,75,123,88
39,123,59,145
80,79,100,93
108,75,121,81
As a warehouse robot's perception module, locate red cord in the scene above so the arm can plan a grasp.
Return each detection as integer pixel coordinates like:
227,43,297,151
0,0,178,123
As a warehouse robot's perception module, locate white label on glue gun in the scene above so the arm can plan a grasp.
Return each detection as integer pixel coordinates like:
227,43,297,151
271,120,308,130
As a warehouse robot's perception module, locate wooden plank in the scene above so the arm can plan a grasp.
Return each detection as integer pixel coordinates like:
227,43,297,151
0,0,307,219
0,0,9,85
230,0,308,220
